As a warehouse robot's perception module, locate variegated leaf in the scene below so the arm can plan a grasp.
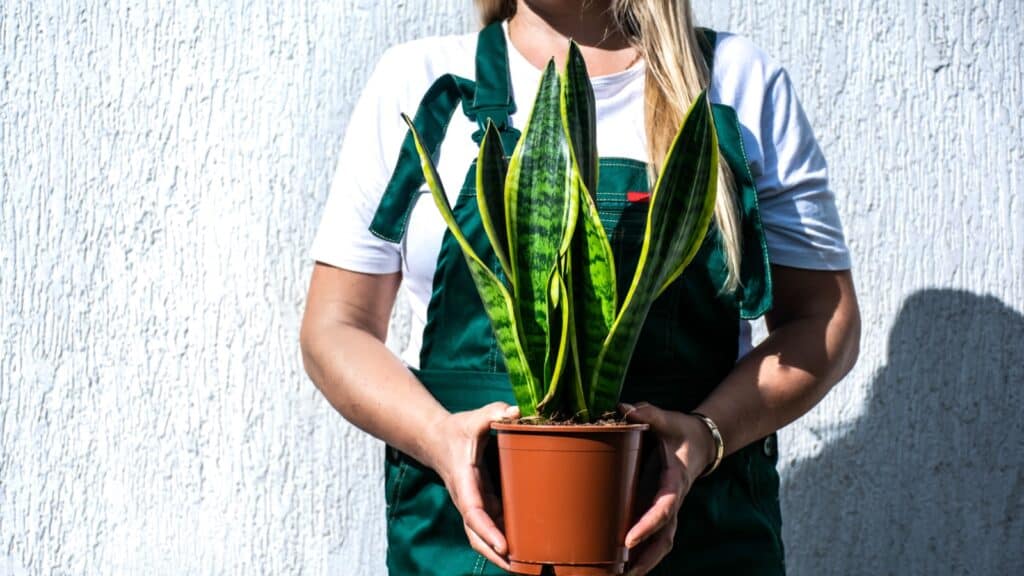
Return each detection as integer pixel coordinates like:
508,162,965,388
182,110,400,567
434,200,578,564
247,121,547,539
561,40,598,196
588,91,719,415
537,267,572,416
570,172,616,400
505,60,578,399
476,121,512,281
402,113,540,415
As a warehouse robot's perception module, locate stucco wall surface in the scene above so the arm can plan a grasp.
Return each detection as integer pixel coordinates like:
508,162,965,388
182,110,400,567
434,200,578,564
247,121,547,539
1,1,1021,575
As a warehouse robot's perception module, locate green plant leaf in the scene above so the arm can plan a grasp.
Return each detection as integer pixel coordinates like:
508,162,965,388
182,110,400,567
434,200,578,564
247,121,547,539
588,91,719,415
401,113,540,416
536,267,572,416
559,43,615,420
504,60,578,395
560,254,590,422
476,121,512,282
570,172,616,408
561,40,598,196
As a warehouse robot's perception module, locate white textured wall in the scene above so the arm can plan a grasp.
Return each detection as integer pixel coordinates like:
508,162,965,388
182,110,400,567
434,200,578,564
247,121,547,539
1,1,1020,575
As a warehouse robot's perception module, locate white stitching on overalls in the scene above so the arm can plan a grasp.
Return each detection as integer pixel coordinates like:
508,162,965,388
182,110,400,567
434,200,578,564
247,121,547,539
387,460,409,521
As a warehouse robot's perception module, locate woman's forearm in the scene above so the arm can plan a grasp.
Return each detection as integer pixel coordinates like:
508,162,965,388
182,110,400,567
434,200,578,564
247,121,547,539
300,264,450,469
694,267,861,457
301,266,518,567
301,320,450,467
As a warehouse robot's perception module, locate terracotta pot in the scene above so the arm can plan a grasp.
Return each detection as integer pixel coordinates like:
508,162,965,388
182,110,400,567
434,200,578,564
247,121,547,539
491,422,649,576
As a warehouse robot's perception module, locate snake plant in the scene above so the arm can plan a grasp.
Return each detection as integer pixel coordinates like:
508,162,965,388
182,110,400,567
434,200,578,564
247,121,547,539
403,41,718,422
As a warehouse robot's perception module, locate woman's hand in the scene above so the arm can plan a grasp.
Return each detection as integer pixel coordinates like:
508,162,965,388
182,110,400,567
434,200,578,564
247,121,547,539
620,402,716,576
425,402,519,571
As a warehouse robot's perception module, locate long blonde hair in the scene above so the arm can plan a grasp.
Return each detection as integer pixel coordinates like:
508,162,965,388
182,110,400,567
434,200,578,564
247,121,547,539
475,0,742,291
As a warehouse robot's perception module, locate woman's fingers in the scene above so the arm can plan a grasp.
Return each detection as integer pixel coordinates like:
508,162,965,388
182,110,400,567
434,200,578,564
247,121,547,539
439,402,520,569
478,401,515,425
449,403,512,555
620,402,669,433
479,460,505,531
428,404,516,570
463,502,508,555
625,462,683,548
624,518,678,576
450,457,508,554
465,522,512,571
619,401,691,561
455,463,510,569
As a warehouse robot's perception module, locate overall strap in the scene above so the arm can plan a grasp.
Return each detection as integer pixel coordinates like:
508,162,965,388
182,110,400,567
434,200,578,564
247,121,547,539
469,21,517,137
369,21,521,243
368,74,475,242
712,104,773,319
697,26,774,318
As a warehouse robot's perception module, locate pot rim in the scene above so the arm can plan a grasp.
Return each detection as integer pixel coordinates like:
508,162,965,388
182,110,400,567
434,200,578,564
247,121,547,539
491,422,649,433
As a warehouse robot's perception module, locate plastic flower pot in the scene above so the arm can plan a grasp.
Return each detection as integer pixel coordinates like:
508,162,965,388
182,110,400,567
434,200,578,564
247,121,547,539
491,422,649,575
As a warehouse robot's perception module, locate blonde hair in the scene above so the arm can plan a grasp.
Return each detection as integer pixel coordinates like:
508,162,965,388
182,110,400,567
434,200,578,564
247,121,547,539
475,0,742,291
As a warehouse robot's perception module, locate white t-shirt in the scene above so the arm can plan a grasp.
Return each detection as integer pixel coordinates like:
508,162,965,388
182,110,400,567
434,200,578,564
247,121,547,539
310,21,851,367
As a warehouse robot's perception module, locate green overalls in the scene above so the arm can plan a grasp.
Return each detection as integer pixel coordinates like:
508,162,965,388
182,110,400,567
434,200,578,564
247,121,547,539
369,22,786,576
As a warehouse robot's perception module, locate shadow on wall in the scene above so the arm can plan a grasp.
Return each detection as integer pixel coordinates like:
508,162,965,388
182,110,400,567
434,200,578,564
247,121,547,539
783,289,1024,575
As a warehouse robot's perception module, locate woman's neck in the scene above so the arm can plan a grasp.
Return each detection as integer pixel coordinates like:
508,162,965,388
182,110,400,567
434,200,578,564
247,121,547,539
509,0,640,76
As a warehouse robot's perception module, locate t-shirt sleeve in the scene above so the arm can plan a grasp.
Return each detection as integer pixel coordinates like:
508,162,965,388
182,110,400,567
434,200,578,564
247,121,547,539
755,66,852,271
309,46,409,274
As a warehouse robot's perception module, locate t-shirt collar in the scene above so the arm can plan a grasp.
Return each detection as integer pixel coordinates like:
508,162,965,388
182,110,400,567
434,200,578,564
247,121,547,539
500,19,644,102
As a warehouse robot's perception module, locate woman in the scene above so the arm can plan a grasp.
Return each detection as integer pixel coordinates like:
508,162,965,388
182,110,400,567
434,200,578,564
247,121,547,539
301,0,861,574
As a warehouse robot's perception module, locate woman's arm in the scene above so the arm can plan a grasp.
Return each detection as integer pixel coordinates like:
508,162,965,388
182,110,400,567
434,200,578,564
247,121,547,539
300,263,447,464
622,265,861,575
696,265,861,457
299,262,514,569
